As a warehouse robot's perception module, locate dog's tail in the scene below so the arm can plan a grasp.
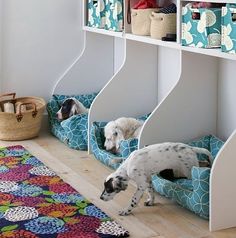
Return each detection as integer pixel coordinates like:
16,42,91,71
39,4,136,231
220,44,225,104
191,147,213,167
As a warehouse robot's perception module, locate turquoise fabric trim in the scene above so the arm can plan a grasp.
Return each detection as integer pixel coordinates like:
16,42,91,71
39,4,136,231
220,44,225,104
182,7,221,48
47,92,98,150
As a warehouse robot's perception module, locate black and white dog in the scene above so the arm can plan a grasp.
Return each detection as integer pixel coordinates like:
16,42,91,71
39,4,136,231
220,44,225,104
56,98,88,121
100,142,212,216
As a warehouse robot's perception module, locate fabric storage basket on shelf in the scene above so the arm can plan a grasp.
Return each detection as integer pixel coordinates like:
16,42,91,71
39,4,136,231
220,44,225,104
131,8,158,36
150,12,176,39
222,4,236,54
87,0,106,28
0,93,46,141
182,5,221,48
105,0,123,32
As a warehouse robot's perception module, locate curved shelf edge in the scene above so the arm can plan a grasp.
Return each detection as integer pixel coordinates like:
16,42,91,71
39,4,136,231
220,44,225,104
210,130,236,231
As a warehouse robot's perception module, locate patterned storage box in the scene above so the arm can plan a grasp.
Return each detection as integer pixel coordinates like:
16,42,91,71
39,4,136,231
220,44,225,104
182,6,221,48
222,4,236,54
87,0,106,28
105,0,123,32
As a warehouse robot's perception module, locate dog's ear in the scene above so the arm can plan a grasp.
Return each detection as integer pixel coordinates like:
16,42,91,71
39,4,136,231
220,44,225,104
113,176,128,191
70,101,78,115
114,126,125,151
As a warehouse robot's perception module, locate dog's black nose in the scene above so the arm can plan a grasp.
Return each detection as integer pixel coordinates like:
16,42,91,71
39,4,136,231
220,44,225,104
100,195,104,200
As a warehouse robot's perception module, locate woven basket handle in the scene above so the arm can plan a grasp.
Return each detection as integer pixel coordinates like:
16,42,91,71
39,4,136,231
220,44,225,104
16,102,38,122
150,12,163,21
0,93,16,101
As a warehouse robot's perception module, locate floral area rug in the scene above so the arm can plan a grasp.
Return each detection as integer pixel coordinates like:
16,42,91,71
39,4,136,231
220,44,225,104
0,146,129,238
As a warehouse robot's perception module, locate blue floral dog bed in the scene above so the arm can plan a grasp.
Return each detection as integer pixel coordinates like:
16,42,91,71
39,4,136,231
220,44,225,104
152,135,224,219
47,93,98,150
90,114,150,169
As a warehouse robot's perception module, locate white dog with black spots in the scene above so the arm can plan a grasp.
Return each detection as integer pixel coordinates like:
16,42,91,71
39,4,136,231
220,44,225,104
100,142,212,216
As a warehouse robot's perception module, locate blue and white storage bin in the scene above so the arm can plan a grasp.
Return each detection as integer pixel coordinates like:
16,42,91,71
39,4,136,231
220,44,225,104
222,4,236,54
182,6,221,48
87,0,106,28
105,0,123,32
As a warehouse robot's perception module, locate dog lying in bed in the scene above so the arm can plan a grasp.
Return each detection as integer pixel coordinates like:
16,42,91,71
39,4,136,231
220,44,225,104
104,117,144,154
56,98,88,121
100,142,212,216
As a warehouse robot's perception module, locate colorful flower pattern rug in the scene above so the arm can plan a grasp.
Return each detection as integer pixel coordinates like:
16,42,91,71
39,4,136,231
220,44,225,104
0,145,129,238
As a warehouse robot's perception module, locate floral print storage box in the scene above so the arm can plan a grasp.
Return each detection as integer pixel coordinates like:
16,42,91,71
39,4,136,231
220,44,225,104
87,0,106,28
222,4,236,54
104,0,123,32
182,6,221,48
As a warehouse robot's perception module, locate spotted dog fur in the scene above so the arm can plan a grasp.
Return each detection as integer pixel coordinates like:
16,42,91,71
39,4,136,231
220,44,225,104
56,98,88,121
100,142,212,216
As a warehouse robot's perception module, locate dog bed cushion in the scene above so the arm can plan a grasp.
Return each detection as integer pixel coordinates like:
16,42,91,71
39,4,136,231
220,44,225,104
90,114,150,169
47,92,98,150
152,134,224,219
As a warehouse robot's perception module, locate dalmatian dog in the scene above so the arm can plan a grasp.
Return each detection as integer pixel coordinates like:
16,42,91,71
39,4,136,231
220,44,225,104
100,142,212,216
56,98,88,121
104,117,144,154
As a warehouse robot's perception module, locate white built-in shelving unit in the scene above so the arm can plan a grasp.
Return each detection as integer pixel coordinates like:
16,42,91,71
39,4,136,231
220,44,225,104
53,0,236,232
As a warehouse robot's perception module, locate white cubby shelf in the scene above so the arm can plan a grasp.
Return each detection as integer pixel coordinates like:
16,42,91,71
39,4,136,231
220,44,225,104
52,0,236,232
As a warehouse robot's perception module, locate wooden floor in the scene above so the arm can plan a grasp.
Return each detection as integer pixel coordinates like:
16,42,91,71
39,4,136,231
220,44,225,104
1,133,236,238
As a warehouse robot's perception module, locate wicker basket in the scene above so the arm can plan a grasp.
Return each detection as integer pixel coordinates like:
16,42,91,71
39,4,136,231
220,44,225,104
150,12,176,39
131,8,159,36
0,93,46,141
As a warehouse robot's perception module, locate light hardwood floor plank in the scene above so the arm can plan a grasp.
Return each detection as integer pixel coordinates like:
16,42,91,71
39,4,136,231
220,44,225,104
1,133,236,238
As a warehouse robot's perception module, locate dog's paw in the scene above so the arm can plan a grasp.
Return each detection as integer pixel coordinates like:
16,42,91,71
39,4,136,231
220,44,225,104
118,209,132,216
144,200,154,206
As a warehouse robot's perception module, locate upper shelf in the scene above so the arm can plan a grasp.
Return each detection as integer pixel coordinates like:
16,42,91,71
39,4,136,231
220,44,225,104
83,26,236,61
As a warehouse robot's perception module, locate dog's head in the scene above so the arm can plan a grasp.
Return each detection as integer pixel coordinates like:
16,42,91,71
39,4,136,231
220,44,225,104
104,121,124,153
56,98,87,121
100,174,128,201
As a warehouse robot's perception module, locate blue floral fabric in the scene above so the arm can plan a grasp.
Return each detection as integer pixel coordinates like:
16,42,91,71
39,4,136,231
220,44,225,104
87,0,106,28
105,0,123,32
90,114,150,170
222,4,236,54
152,135,224,219
182,6,221,48
47,93,98,150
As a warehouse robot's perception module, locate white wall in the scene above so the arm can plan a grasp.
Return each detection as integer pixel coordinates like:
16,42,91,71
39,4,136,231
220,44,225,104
1,0,83,101
217,59,236,140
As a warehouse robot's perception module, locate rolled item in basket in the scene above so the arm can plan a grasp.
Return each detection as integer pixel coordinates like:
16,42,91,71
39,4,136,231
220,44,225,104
15,102,27,114
3,102,15,113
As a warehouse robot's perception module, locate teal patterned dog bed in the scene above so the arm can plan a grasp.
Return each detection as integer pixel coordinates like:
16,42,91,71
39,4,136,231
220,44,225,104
152,135,224,219
47,93,98,150
90,114,150,169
